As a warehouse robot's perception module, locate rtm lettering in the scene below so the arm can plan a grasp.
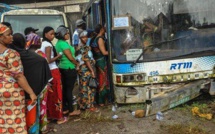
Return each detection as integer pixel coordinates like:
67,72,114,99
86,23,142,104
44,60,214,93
170,62,192,70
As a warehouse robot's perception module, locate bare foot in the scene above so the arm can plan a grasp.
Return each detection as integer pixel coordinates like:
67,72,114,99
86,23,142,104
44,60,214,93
57,117,68,125
89,107,100,112
69,110,81,116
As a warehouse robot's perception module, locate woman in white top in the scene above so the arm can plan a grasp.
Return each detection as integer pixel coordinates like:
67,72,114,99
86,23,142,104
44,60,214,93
40,26,67,124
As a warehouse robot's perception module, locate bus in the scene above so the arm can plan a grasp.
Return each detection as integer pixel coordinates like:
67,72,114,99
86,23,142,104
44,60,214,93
84,0,215,116
1,9,72,44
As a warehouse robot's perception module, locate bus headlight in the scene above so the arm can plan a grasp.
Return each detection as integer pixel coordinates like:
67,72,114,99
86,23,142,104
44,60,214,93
116,75,122,83
122,73,146,82
136,74,143,81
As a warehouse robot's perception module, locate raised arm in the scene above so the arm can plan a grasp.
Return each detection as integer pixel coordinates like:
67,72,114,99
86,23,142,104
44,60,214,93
98,38,108,56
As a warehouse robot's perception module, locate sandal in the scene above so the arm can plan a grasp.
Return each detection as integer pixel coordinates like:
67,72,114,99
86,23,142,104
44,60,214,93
89,107,99,112
69,110,81,116
99,104,105,107
57,117,68,125
63,110,69,114
41,127,57,134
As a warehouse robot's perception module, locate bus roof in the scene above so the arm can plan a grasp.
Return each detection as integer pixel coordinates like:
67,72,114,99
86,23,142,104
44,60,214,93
2,9,64,15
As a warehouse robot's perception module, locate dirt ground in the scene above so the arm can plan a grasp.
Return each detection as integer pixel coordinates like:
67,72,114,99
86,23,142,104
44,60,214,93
48,87,215,134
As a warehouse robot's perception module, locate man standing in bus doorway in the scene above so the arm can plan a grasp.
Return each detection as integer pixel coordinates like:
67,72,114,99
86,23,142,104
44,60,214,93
72,19,86,51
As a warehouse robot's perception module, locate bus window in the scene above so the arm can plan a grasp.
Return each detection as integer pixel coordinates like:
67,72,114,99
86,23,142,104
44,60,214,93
111,0,215,62
4,15,65,37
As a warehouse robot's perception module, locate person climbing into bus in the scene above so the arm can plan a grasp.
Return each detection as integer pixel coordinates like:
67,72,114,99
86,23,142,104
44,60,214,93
90,24,109,107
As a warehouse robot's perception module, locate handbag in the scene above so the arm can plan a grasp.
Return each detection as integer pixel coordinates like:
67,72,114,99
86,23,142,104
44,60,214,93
88,77,99,88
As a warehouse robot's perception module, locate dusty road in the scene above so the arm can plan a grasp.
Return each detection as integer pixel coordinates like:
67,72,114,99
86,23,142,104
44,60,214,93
48,93,215,134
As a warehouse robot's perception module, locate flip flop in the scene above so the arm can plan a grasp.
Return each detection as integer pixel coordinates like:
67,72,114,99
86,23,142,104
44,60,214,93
89,107,100,112
57,117,68,125
63,110,69,114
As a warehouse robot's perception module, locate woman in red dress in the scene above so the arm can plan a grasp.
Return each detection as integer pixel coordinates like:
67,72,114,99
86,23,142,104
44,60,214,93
40,26,67,124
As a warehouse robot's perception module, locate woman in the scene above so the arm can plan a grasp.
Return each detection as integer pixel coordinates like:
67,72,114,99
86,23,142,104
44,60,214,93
26,33,41,50
55,26,80,116
40,26,67,124
0,24,37,133
11,33,53,134
24,32,52,133
77,30,97,111
91,24,109,106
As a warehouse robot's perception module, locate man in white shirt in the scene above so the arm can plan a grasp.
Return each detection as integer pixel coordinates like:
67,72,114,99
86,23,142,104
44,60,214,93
72,19,86,50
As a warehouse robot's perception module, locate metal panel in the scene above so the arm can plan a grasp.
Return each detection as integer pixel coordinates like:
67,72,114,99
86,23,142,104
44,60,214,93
12,0,89,9
64,5,81,13
145,80,207,116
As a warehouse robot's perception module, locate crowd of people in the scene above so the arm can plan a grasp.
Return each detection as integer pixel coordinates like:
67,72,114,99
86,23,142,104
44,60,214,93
0,19,109,134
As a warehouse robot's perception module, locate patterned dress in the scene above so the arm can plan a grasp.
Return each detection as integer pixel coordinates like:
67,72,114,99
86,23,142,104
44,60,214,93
78,45,96,109
91,36,109,104
0,49,27,134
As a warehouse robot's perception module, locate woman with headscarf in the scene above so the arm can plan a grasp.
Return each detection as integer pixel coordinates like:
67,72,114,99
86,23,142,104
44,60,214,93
25,33,41,51
0,24,37,133
11,33,53,134
40,26,67,124
77,30,98,112
55,25,81,116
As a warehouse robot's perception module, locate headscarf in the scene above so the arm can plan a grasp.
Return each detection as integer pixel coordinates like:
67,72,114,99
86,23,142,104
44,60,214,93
55,26,68,40
79,30,88,38
42,26,57,57
12,33,52,99
26,33,41,49
0,24,9,34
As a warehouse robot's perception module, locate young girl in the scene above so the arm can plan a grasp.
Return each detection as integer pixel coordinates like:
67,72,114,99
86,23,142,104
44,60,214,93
40,26,67,124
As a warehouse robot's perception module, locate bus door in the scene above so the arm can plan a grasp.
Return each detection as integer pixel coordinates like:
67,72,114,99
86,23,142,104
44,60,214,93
84,0,114,102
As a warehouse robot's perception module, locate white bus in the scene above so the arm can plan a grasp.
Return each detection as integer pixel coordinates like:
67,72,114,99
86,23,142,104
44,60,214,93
84,0,215,116
1,9,72,43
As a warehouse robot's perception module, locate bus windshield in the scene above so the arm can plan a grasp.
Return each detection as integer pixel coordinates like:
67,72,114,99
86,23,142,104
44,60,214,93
4,15,65,37
111,0,215,62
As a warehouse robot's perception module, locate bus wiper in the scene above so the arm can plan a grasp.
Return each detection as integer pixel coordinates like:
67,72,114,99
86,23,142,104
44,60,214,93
130,45,152,67
130,36,189,67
